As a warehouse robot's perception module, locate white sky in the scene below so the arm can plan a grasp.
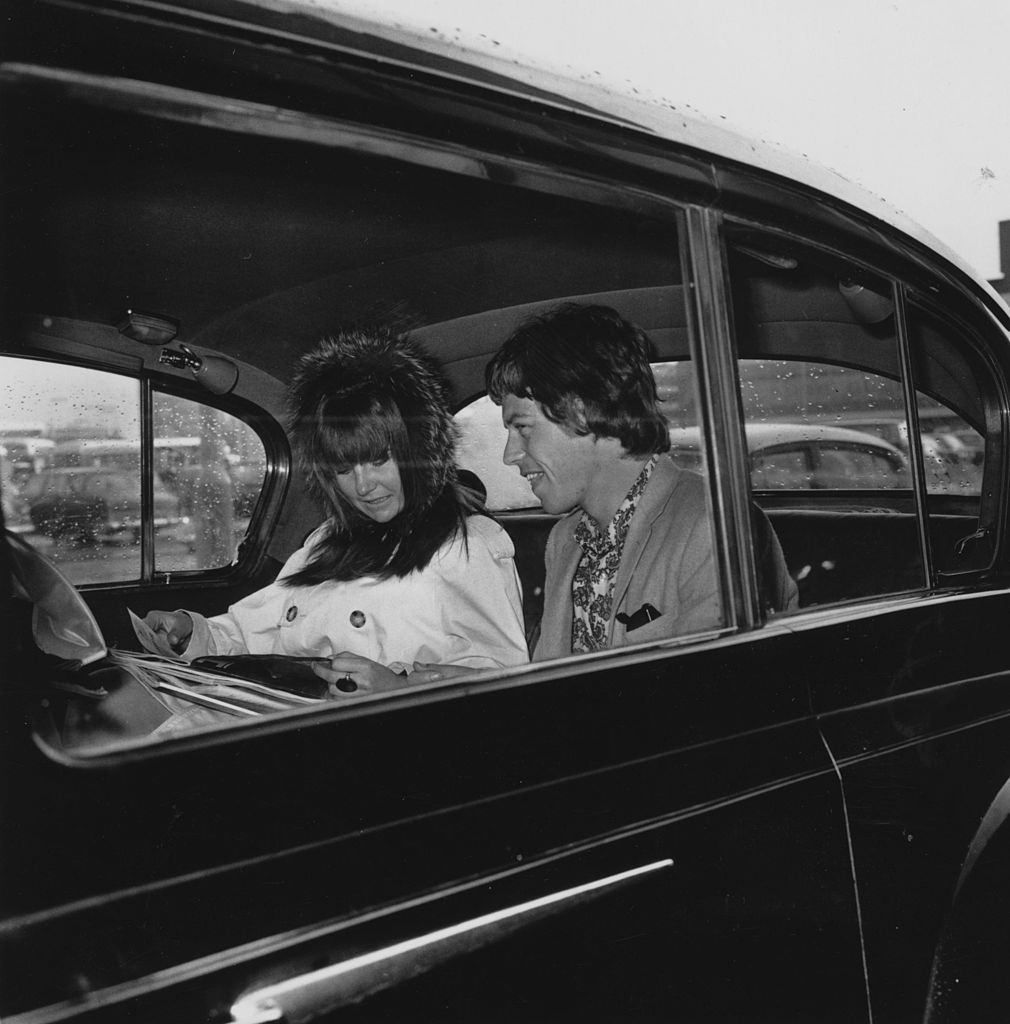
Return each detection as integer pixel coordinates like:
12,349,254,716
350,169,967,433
337,0,1010,282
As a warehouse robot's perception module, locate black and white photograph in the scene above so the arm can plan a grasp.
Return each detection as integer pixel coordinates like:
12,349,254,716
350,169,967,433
2,0,1010,1020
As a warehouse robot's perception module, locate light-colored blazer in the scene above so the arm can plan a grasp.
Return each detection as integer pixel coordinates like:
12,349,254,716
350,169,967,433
534,457,750,660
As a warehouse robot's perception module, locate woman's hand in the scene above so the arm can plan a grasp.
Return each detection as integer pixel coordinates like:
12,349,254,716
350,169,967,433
312,652,406,698
143,610,193,654
409,662,476,684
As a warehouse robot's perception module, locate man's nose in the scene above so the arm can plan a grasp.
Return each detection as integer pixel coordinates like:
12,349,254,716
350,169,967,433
353,464,376,494
503,432,524,466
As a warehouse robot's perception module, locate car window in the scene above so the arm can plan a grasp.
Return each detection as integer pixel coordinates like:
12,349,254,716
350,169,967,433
1,355,267,585
906,301,996,573
456,396,535,511
153,392,266,573
750,447,813,489
724,234,999,608
725,241,920,609
2,357,143,583
813,446,905,488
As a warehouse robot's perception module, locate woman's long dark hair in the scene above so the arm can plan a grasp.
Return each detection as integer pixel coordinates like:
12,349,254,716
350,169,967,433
282,328,480,585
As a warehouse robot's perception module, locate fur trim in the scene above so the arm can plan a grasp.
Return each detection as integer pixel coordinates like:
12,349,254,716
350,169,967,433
288,328,457,512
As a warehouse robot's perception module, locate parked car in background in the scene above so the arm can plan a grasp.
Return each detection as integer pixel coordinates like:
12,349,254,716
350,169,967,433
3,3,1010,1023
667,421,910,488
22,466,182,544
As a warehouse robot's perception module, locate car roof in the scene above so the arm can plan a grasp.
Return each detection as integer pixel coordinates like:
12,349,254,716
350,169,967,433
5,0,1008,412
205,0,1003,313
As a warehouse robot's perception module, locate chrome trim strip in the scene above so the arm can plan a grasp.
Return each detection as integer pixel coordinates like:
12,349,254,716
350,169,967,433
229,860,673,1023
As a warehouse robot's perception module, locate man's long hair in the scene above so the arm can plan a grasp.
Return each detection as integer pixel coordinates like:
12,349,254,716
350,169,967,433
284,328,478,584
485,303,670,456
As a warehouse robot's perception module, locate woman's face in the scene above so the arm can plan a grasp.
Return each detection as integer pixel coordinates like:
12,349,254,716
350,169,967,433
333,455,405,522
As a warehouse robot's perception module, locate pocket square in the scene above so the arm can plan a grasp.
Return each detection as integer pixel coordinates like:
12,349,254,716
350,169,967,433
615,603,662,632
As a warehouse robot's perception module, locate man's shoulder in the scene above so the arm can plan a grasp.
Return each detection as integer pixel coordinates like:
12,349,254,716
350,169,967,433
645,457,707,509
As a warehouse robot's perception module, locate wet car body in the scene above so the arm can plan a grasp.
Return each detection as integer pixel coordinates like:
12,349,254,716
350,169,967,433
2,3,1010,1023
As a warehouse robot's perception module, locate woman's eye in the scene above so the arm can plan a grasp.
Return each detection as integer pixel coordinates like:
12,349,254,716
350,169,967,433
334,465,352,476
371,454,390,467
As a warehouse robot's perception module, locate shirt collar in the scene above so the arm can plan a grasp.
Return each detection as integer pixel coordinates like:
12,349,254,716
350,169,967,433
575,454,658,559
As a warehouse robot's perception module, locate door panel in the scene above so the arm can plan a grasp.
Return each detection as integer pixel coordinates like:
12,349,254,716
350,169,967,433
807,593,1010,1021
4,631,869,1023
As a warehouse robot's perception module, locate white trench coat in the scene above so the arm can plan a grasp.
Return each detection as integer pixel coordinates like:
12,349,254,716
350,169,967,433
180,515,528,673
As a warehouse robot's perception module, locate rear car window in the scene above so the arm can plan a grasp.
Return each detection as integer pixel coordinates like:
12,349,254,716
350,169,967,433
2,355,268,586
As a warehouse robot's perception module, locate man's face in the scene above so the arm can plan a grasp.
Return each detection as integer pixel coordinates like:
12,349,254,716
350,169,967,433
500,394,600,515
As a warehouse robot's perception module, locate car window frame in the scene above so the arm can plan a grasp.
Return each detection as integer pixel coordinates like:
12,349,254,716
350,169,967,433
717,215,1008,594
900,284,1009,580
3,342,290,590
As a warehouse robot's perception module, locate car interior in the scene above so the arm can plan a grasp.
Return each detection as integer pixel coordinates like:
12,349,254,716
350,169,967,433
1,60,1001,758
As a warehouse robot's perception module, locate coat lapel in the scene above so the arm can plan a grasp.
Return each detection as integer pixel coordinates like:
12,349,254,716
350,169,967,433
534,524,583,660
609,458,680,635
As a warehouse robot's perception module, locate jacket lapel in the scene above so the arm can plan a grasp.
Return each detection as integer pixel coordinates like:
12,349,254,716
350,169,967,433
609,458,679,637
535,525,584,660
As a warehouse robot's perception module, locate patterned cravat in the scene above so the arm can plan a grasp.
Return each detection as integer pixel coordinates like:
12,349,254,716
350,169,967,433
571,456,658,652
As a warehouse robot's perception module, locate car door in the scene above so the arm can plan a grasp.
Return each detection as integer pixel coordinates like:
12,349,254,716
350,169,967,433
722,224,1010,1021
1,235,870,1024
3,628,872,1024
0,72,870,1024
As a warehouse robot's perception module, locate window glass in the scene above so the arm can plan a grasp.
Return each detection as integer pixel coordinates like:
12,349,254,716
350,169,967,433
456,396,533,511
906,303,994,573
750,448,812,489
2,356,142,584
0,356,268,585
726,241,925,609
12,86,725,752
153,394,266,572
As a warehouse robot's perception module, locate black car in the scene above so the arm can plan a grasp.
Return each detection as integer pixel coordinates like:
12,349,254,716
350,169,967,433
23,467,182,544
3,3,1010,1023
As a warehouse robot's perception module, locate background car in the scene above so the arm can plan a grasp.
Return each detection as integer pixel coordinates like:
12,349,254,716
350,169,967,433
667,421,910,488
22,467,182,544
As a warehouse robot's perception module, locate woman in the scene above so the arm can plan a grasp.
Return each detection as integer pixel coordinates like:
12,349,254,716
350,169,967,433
144,328,528,696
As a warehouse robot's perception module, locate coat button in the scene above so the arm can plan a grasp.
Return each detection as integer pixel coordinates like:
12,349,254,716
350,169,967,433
286,606,298,622
350,610,366,628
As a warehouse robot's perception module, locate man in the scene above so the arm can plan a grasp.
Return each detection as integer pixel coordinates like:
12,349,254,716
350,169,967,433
485,302,795,661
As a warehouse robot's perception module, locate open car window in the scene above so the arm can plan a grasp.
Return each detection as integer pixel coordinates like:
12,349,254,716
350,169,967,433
4,65,733,757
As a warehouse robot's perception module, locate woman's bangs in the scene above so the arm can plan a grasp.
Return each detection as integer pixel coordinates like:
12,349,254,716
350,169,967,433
314,396,405,469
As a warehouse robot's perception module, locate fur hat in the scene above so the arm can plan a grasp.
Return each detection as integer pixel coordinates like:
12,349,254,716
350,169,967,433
287,327,457,517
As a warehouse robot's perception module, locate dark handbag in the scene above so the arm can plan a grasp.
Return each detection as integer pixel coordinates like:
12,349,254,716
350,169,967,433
191,654,330,699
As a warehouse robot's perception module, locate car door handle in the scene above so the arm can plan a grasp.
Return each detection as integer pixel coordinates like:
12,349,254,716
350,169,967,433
230,858,673,1024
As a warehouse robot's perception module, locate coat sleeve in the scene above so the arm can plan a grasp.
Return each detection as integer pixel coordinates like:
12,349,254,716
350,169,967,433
668,510,722,637
178,527,325,660
423,517,529,670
